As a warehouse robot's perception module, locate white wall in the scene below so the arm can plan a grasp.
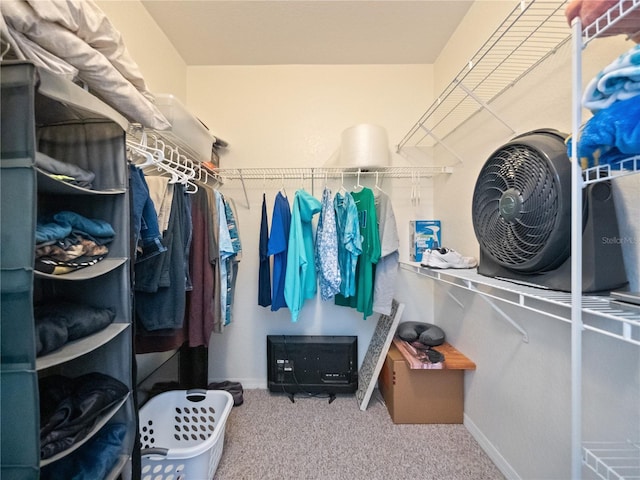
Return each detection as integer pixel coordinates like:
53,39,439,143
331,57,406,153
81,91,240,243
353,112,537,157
96,0,187,101
186,64,439,386
99,2,639,479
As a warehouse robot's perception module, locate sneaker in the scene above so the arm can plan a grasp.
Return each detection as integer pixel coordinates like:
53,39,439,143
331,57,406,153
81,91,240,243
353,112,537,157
422,247,477,269
420,248,432,264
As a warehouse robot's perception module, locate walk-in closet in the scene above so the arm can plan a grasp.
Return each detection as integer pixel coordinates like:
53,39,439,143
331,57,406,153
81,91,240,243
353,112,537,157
1,1,639,479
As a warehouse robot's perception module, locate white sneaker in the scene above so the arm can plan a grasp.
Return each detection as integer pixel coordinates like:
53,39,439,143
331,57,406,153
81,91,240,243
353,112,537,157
423,247,477,269
420,248,432,264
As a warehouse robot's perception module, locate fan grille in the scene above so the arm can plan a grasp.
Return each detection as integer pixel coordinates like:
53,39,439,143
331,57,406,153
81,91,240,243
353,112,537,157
472,144,560,269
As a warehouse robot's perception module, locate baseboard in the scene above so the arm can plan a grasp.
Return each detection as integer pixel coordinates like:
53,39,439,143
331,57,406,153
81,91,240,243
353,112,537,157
464,413,521,480
208,378,266,389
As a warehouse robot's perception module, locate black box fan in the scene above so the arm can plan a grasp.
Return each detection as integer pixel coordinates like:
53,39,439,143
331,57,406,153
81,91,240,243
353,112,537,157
471,129,627,293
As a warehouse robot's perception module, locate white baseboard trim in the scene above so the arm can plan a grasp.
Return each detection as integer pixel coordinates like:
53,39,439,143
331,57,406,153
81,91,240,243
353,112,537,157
208,378,266,389
464,413,521,480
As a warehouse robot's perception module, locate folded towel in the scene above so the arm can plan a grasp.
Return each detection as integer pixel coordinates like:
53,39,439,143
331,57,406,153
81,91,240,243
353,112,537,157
577,93,640,168
583,44,640,112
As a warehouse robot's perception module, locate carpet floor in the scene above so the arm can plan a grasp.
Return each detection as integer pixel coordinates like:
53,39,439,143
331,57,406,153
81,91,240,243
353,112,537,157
213,389,505,480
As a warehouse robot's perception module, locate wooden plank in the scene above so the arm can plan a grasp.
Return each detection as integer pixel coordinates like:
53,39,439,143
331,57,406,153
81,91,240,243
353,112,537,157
392,338,476,370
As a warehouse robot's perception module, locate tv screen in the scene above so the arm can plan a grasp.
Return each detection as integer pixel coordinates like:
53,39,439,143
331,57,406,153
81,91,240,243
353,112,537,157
267,335,358,394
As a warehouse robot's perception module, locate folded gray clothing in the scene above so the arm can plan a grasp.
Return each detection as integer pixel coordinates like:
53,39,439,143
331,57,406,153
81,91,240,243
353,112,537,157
36,151,95,188
35,302,116,356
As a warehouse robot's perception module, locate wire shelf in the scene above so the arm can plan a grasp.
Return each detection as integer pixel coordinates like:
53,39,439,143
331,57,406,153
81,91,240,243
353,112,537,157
583,441,640,480
583,0,640,44
397,0,571,152
583,155,640,185
214,166,453,181
399,263,640,346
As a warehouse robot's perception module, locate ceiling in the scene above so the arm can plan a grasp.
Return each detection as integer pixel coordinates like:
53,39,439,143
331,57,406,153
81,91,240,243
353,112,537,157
140,1,474,66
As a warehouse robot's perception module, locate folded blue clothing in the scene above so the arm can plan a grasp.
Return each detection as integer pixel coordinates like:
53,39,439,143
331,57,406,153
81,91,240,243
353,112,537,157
36,222,73,244
584,44,640,113
36,211,115,245
39,423,126,480
53,211,115,243
577,94,640,168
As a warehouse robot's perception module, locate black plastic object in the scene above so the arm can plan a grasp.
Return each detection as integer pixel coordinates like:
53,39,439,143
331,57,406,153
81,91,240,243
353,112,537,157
267,335,358,395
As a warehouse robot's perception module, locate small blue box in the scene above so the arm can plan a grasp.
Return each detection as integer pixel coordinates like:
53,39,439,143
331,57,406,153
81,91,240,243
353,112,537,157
410,220,441,262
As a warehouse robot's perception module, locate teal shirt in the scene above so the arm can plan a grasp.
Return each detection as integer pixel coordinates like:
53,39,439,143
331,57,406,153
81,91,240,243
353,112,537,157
335,187,380,318
284,189,322,321
334,191,361,297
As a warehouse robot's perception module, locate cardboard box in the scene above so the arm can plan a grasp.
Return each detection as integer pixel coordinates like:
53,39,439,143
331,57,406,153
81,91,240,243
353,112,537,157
378,343,474,424
409,220,441,262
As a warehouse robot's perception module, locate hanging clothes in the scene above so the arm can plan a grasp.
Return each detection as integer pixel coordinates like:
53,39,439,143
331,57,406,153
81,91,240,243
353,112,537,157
129,164,167,262
222,196,242,326
335,187,380,319
284,189,322,322
267,191,291,311
315,186,341,301
258,193,272,307
185,184,217,347
215,191,235,328
333,190,362,298
134,183,189,331
372,191,399,315
204,186,223,334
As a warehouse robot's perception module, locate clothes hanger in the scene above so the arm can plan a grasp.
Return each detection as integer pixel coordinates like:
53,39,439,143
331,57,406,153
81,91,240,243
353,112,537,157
142,142,179,184
338,171,347,196
374,171,387,196
352,169,364,192
411,170,421,205
126,142,155,167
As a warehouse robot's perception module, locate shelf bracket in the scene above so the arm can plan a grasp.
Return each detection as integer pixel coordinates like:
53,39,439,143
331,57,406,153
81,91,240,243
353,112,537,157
476,291,529,343
417,125,465,164
447,291,465,309
238,169,250,209
454,80,516,135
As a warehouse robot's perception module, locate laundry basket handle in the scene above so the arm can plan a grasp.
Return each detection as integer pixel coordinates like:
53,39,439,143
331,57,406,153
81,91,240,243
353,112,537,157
186,389,208,402
141,448,169,458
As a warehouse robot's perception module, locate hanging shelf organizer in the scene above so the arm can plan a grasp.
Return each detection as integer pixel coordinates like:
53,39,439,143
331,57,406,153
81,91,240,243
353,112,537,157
396,0,571,159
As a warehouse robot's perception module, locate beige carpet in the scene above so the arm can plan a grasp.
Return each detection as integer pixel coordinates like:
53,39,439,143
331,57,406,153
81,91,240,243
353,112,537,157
213,389,505,480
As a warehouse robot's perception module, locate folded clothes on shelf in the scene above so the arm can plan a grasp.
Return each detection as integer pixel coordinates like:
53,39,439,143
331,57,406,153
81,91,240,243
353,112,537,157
34,301,116,356
39,372,128,460
577,94,640,168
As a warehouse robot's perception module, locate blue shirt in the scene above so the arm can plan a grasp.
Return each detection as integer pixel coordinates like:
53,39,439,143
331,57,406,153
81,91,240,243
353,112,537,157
267,192,291,311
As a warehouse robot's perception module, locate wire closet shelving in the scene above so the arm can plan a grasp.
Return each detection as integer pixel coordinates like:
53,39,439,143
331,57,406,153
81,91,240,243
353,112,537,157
396,1,572,157
572,1,640,479
395,0,639,479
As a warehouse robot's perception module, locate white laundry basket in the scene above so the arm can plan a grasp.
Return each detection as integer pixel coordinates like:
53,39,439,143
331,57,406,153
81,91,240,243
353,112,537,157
138,389,234,480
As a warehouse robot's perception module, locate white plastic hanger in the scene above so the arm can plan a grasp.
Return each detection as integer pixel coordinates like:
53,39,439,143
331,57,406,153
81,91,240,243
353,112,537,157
352,169,364,192
337,171,347,197
374,171,387,196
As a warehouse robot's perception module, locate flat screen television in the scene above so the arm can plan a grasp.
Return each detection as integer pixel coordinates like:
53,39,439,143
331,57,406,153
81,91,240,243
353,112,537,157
267,335,358,395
